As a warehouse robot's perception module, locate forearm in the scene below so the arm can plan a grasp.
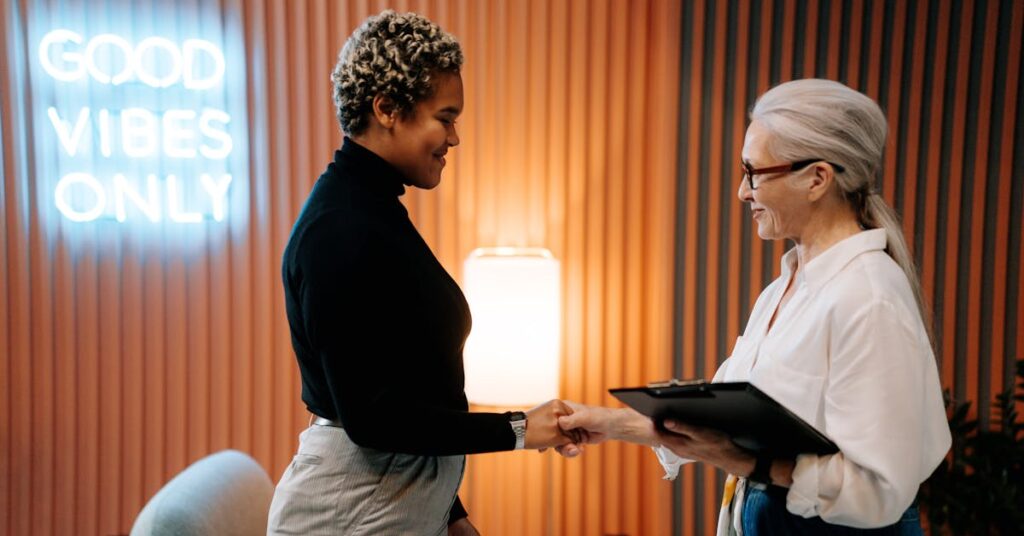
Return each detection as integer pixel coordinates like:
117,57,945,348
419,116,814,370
339,397,514,456
608,408,658,446
788,452,919,527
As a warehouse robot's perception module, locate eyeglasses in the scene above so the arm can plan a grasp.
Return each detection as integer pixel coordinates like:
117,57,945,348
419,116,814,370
741,159,846,190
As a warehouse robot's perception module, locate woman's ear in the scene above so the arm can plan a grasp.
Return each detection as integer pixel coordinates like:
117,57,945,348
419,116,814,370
806,162,835,202
371,94,398,128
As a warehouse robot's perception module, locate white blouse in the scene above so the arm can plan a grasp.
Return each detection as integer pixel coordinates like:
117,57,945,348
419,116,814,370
655,229,951,528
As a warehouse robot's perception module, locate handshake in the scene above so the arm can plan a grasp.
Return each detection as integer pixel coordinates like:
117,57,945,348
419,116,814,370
523,399,757,483
521,400,659,457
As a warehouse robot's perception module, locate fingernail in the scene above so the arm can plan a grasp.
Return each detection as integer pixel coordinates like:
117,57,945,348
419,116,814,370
664,419,677,428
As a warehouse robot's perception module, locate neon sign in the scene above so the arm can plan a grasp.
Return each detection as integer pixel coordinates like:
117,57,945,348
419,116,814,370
38,29,241,224
38,29,226,88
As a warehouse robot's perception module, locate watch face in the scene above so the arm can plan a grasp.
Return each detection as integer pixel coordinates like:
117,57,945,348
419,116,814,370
509,411,527,422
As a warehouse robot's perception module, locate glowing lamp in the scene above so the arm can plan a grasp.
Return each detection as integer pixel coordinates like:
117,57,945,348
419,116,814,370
463,247,561,406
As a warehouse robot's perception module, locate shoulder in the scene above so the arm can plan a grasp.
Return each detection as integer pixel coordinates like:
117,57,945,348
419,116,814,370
283,195,392,284
822,251,923,334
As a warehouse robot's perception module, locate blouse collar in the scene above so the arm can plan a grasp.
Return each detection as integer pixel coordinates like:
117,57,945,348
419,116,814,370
780,228,888,291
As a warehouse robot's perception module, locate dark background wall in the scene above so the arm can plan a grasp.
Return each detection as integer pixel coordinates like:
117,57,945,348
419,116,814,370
671,0,1023,532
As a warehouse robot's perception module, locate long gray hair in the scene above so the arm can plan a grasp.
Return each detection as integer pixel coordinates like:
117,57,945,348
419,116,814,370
751,79,932,345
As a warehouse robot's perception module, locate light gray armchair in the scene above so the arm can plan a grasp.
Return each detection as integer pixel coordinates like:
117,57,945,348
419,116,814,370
130,449,274,536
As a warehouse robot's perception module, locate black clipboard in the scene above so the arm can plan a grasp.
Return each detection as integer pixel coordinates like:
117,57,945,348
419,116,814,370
609,380,838,457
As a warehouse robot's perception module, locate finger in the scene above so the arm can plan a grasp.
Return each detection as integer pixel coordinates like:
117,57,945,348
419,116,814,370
657,428,691,446
664,419,704,438
557,414,580,430
552,399,573,415
561,422,587,445
563,400,584,411
663,419,693,434
555,443,582,458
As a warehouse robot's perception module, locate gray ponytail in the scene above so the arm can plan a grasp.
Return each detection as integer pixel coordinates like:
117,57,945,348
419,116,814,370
751,79,933,346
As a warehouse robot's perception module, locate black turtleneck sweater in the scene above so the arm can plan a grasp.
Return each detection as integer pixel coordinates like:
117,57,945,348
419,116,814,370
282,138,515,521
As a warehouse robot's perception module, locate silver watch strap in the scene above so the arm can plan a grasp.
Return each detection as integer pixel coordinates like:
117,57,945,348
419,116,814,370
510,414,527,450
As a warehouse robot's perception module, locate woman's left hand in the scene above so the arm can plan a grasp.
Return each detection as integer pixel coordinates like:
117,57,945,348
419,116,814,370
656,419,755,477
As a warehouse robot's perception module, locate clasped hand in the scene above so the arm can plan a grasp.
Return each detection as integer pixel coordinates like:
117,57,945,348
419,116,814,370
523,399,587,450
520,400,653,457
550,402,756,476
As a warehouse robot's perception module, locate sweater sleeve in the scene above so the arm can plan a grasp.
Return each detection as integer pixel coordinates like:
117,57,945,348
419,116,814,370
298,219,515,456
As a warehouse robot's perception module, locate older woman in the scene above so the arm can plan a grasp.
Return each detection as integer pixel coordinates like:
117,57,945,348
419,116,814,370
268,11,576,536
558,79,950,534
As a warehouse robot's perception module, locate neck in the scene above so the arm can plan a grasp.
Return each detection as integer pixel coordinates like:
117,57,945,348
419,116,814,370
350,125,396,164
351,134,383,158
791,204,862,270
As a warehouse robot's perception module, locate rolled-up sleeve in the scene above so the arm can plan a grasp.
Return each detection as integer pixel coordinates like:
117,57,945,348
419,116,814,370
652,446,692,480
785,299,950,527
651,356,736,481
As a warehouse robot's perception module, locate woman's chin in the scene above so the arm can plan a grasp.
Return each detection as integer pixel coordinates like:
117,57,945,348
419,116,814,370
756,226,779,241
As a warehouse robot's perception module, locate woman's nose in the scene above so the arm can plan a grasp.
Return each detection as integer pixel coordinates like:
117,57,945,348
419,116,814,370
737,178,753,202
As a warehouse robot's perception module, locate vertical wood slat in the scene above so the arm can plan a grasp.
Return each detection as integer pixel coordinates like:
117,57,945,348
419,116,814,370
923,0,950,383
2,2,30,534
53,247,75,536
703,0,729,528
586,0,610,532
603,0,627,532
0,52,9,536
673,0,1024,532
995,0,1023,404
678,0,705,532
943,0,973,406
968,0,997,422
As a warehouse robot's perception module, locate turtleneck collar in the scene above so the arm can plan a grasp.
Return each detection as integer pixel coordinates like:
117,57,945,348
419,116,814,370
335,137,407,198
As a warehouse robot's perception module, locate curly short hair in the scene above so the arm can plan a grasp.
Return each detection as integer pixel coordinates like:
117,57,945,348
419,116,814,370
332,10,464,136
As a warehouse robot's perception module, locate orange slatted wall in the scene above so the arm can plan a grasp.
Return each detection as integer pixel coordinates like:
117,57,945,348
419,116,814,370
1,0,679,535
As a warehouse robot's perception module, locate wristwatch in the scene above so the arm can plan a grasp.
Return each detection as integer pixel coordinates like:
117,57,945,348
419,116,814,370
747,452,773,485
508,411,527,450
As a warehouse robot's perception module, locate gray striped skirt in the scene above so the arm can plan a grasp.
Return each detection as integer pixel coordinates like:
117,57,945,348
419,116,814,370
267,424,465,536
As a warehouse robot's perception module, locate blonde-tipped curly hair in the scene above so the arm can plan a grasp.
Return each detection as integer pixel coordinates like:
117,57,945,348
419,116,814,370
332,10,463,136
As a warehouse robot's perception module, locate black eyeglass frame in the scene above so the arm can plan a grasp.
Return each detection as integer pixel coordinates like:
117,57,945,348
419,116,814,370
741,159,846,190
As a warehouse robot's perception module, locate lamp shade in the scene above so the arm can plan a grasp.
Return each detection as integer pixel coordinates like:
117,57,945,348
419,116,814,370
462,247,561,406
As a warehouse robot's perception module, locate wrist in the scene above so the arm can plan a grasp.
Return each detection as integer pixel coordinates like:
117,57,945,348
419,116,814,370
615,408,656,445
508,411,527,450
746,452,773,485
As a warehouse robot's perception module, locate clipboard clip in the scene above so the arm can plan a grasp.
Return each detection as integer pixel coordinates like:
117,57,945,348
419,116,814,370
646,378,708,389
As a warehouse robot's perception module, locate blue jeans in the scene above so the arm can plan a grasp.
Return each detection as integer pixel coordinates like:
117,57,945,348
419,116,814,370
742,485,923,535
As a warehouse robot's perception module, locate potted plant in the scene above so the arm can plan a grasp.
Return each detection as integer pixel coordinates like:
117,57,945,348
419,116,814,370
919,359,1024,534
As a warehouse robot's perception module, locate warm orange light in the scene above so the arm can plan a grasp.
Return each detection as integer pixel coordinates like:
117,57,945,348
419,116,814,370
463,247,561,406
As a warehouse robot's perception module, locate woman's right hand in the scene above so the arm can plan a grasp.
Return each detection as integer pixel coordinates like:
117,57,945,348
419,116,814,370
524,400,583,450
556,403,657,448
